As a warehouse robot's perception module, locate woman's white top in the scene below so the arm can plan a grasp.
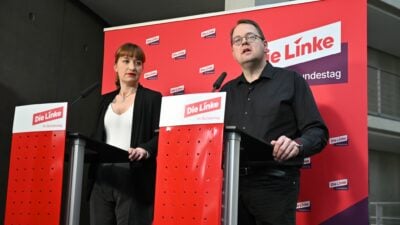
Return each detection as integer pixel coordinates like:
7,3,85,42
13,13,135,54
104,103,134,151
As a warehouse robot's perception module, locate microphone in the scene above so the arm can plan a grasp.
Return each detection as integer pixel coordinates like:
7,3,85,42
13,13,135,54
71,81,100,106
211,72,227,92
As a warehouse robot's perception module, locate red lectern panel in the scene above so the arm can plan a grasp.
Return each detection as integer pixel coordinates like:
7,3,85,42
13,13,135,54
5,131,66,225
154,124,224,225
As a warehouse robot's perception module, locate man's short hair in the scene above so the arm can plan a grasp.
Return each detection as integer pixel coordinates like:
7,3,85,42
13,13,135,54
230,19,266,44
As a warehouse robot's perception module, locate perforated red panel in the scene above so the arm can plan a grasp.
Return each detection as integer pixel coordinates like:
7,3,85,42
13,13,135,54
4,131,66,225
154,124,224,225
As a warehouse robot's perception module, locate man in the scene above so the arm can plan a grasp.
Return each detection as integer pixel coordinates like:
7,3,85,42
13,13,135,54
221,19,329,225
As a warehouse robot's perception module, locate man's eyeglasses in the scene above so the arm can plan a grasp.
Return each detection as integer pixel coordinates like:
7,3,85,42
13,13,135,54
232,33,264,46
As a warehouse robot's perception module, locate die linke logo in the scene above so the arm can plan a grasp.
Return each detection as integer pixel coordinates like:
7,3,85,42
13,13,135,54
201,28,216,38
145,35,160,45
32,107,64,125
170,85,185,95
144,70,158,80
184,97,221,118
296,201,311,212
199,64,215,75
329,135,349,146
171,49,186,60
266,21,341,68
329,178,349,190
302,157,311,169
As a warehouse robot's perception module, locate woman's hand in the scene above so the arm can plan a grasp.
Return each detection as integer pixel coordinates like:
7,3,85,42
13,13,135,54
128,147,149,161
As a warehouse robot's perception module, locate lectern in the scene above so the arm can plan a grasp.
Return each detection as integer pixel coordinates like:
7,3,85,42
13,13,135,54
5,103,68,225
153,93,273,225
5,102,131,225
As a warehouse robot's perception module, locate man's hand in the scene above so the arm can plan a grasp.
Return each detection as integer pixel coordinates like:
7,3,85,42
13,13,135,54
128,147,149,161
270,135,300,162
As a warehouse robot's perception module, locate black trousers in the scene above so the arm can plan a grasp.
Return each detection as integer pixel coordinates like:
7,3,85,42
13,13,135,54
238,167,300,225
89,163,153,225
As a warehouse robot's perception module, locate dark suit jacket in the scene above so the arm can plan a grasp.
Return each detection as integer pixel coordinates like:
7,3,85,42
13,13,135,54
89,84,162,204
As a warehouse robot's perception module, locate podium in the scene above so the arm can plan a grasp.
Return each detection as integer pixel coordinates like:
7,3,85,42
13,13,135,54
153,93,226,225
5,103,69,225
153,93,273,225
4,102,131,225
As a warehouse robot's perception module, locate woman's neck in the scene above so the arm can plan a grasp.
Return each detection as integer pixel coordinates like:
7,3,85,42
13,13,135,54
119,83,138,95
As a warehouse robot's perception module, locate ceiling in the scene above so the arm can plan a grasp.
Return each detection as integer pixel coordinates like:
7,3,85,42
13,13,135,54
79,0,224,26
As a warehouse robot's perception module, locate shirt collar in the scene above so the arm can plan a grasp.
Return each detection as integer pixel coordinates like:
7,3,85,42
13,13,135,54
237,62,275,84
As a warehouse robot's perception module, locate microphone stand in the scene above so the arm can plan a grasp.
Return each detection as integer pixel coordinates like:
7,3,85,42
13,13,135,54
70,81,100,106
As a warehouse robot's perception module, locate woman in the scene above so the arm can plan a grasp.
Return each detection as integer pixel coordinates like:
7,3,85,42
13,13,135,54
89,43,162,225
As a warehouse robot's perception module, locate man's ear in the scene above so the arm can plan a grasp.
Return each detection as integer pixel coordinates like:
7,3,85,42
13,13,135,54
264,41,269,54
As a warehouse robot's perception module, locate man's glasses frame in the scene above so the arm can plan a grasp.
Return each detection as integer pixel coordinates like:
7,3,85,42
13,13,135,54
232,33,264,46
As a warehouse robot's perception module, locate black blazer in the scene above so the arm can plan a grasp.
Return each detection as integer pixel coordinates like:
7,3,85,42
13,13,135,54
89,84,162,204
